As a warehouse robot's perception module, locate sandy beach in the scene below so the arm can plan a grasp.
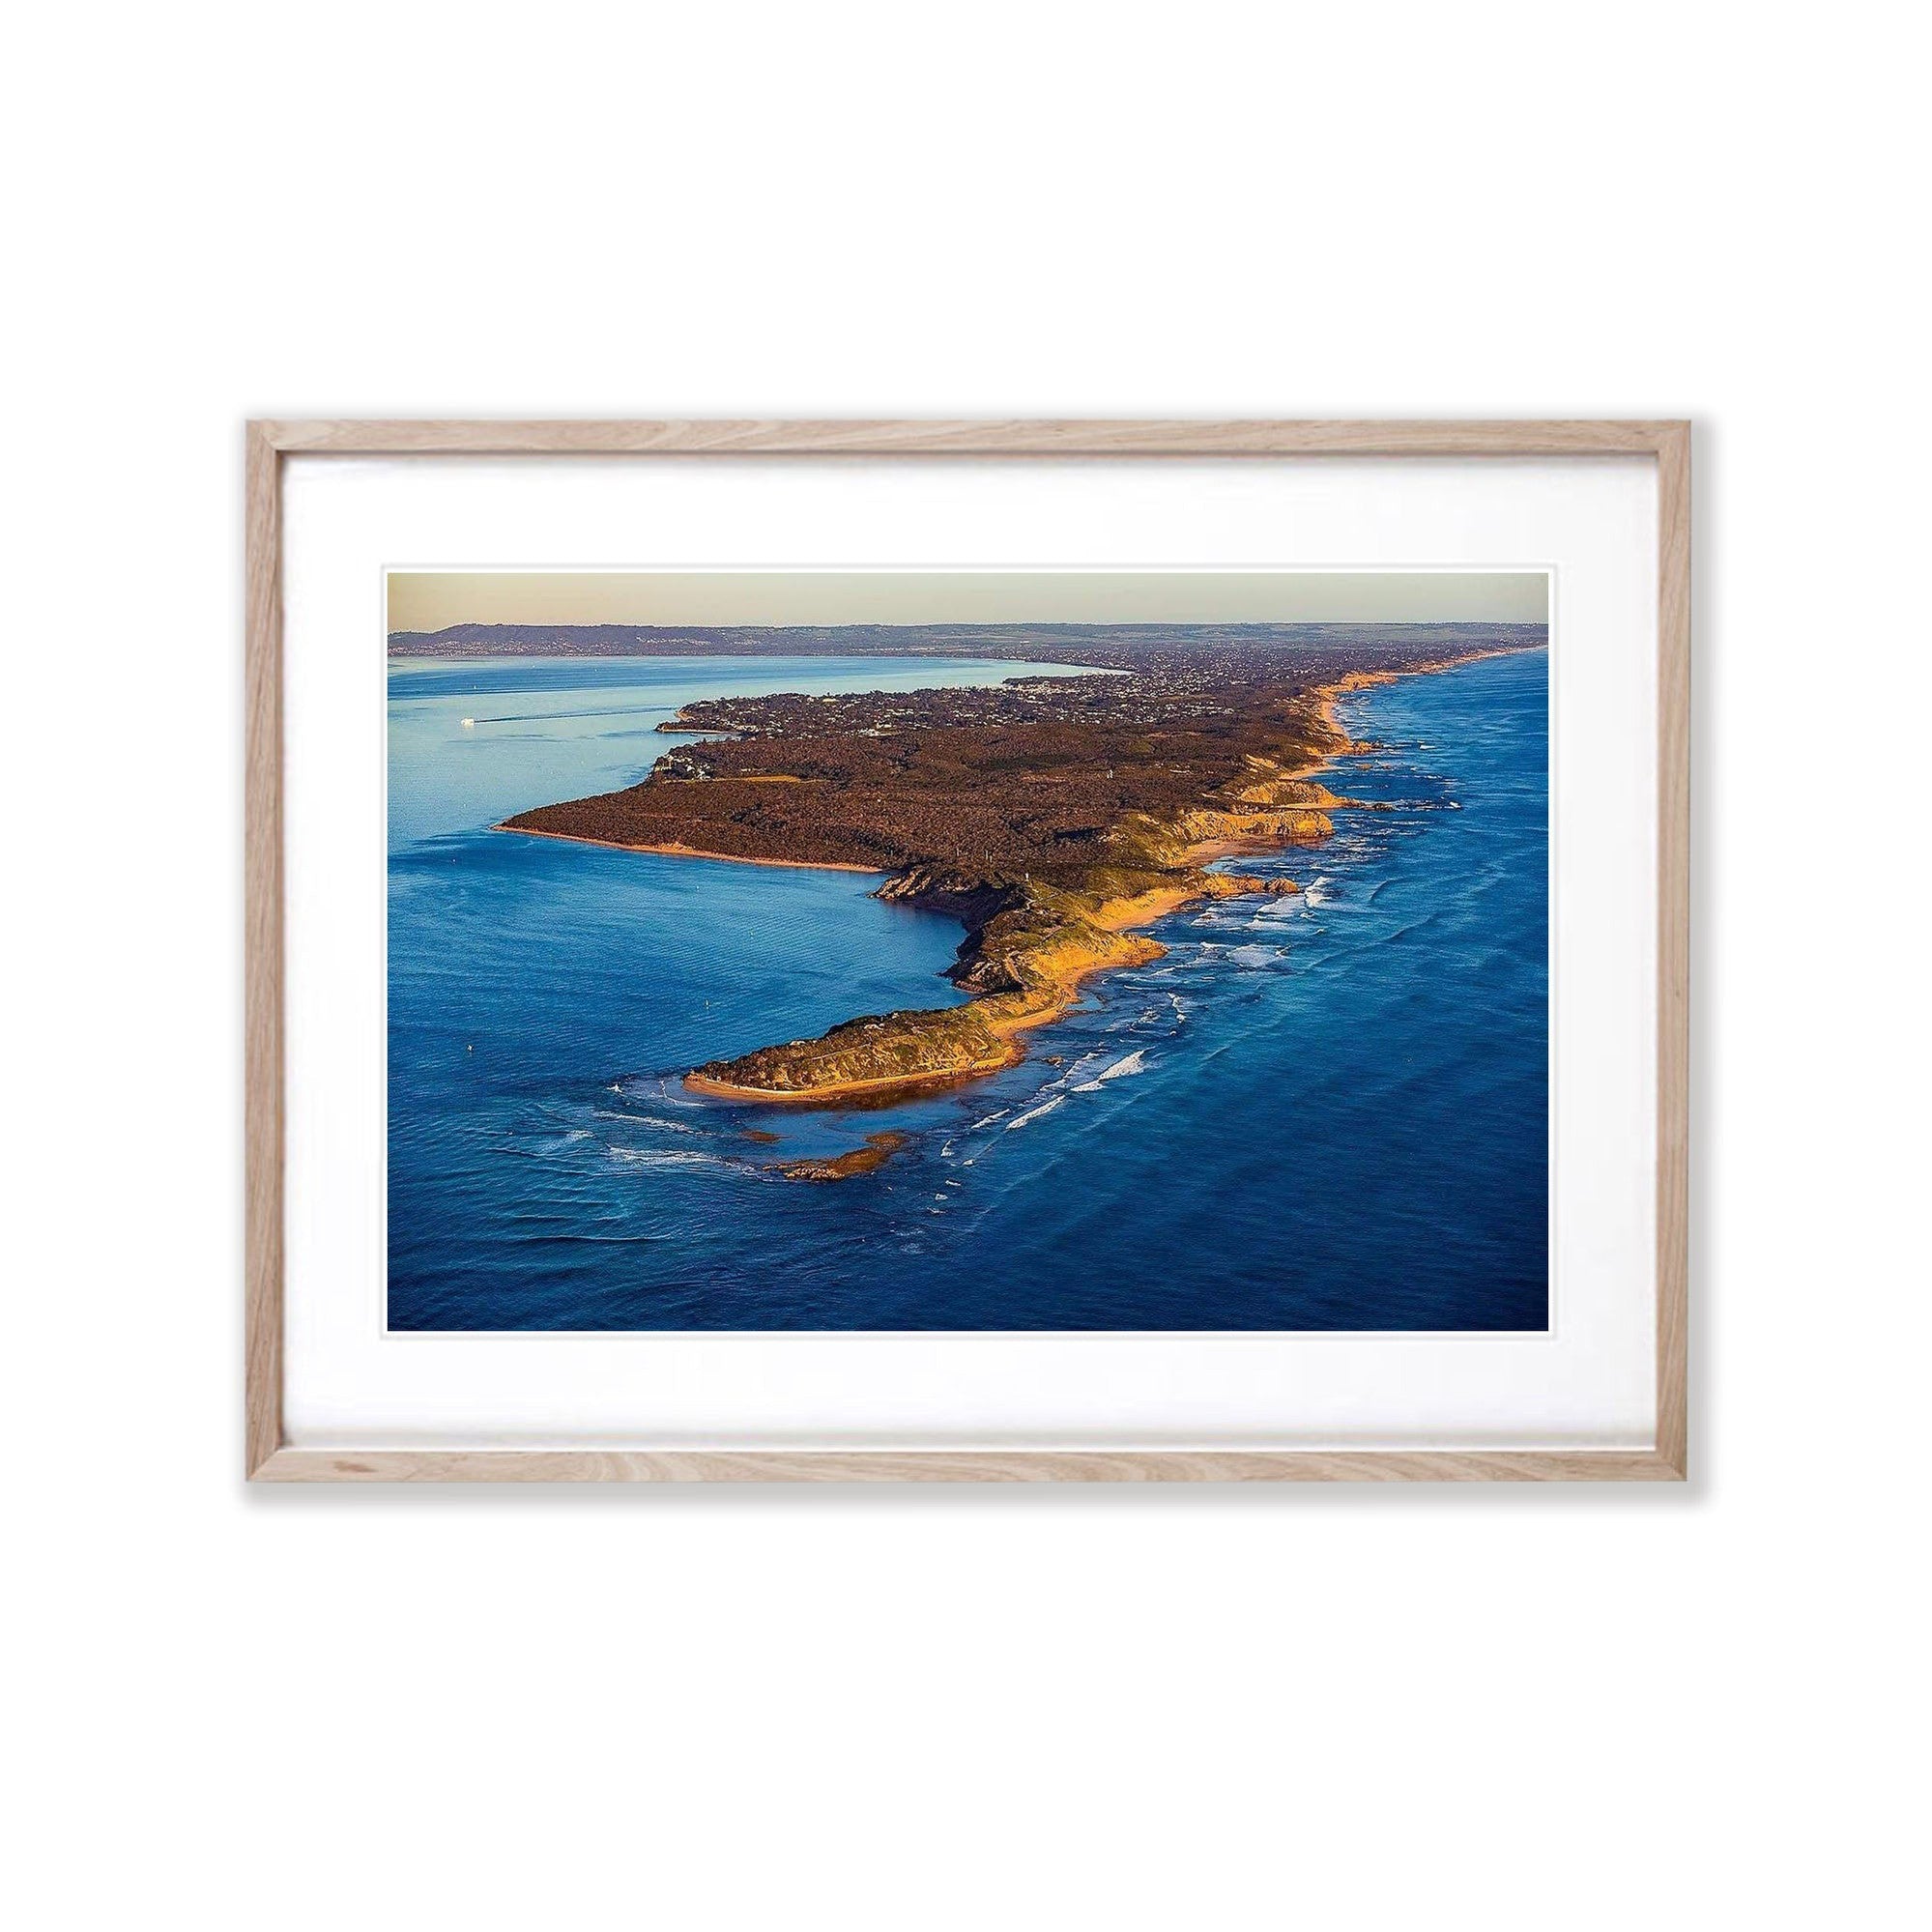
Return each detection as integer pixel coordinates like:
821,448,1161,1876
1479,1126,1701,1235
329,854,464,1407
685,1057,1015,1103
494,822,887,874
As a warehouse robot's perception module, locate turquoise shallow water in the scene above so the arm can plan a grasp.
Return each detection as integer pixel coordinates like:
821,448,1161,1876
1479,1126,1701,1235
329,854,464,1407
388,649,1548,1329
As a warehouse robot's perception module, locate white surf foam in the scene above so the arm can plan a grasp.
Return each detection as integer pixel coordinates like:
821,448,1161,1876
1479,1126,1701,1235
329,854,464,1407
608,1146,720,1169
1071,1049,1150,1093
591,1110,701,1134
1005,1094,1066,1130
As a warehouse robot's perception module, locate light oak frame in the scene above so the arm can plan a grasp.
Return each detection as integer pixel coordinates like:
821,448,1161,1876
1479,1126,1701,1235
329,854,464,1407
245,418,1689,1483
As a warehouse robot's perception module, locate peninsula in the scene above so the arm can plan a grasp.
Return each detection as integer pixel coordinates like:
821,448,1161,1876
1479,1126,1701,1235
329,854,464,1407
492,623,1543,1099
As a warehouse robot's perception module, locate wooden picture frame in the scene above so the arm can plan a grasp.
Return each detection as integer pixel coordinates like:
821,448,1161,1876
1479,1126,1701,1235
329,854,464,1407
246,418,1688,1483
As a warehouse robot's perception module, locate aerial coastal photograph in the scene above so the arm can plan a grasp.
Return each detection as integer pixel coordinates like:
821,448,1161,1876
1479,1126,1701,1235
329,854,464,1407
387,570,1550,1331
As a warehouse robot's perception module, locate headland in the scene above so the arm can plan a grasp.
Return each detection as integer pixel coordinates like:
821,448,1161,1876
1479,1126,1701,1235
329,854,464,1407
492,625,1543,1100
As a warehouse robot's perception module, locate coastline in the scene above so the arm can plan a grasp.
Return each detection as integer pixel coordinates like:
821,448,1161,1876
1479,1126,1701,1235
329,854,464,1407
686,1058,1012,1103
493,822,887,875
682,933,1164,1103
1297,645,1529,765
682,877,1258,1103
516,645,1538,1108
683,649,1533,1105
1169,647,1529,865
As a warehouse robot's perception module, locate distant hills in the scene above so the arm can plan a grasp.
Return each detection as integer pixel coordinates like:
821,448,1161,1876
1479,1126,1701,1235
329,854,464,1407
388,620,1549,666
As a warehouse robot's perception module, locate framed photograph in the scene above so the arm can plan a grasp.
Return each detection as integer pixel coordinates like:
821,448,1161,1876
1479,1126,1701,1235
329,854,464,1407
246,419,1688,1481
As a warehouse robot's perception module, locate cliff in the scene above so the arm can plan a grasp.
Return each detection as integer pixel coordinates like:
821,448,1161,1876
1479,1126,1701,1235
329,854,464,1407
496,633,1537,1100
686,869,1295,1100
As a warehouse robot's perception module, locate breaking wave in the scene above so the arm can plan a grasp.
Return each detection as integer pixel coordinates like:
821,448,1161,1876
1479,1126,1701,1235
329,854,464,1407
608,1145,726,1169
591,1110,703,1134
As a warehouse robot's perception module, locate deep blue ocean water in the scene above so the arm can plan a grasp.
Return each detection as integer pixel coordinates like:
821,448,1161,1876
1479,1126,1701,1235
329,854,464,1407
389,649,1548,1330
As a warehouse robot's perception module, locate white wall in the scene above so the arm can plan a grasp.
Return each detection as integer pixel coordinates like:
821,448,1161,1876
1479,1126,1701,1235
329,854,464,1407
7,5,1925,1928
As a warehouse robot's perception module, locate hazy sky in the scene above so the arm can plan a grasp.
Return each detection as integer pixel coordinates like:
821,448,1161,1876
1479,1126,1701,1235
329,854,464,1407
388,570,1549,633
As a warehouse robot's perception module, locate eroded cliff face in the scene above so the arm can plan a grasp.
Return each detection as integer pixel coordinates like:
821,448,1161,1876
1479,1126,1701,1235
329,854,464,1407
1122,802,1336,865
686,868,1294,1100
689,1001,1011,1098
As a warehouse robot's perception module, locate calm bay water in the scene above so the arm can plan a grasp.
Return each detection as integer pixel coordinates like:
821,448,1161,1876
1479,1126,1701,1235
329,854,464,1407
389,649,1548,1329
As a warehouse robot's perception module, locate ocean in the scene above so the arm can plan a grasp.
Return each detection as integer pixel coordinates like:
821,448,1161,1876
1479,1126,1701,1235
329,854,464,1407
388,649,1548,1329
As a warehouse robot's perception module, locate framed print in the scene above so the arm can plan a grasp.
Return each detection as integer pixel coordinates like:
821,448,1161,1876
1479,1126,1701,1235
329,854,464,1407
245,419,1688,1481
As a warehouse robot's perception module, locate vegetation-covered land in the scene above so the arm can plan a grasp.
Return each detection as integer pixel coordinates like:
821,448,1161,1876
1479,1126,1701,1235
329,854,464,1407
496,624,1543,1098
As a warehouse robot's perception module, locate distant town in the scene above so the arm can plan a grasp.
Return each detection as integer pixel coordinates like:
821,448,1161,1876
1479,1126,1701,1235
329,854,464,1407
389,619,1544,671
